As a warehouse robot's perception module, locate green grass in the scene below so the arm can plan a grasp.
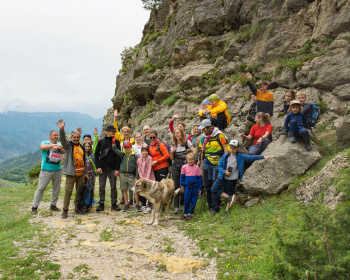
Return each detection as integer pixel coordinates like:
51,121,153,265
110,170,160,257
0,181,61,279
135,112,149,125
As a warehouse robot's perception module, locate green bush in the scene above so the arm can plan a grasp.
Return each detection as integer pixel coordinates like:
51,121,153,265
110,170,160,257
27,161,41,180
135,112,149,125
317,101,328,114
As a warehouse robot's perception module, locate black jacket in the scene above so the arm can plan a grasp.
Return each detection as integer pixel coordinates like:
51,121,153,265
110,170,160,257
95,136,121,171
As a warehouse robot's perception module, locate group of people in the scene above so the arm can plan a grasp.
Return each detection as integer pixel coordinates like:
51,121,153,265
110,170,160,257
31,74,318,219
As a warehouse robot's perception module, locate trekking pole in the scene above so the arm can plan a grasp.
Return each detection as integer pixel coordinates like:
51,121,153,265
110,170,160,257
199,190,206,215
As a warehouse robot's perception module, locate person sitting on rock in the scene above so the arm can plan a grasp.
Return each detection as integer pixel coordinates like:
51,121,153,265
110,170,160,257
284,100,312,151
296,91,317,129
199,98,211,121
211,139,270,216
199,94,230,131
241,73,274,117
280,90,295,135
243,93,257,149
169,114,191,141
240,112,272,156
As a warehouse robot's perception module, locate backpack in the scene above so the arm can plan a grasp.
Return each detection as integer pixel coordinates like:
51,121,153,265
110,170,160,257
173,142,190,169
304,103,320,128
78,179,94,213
156,141,173,167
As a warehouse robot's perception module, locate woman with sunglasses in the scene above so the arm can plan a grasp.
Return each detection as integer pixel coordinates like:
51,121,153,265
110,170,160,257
148,130,170,181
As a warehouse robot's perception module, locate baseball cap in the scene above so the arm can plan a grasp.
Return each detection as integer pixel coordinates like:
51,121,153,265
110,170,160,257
290,100,301,106
198,119,212,130
228,139,239,148
123,141,132,147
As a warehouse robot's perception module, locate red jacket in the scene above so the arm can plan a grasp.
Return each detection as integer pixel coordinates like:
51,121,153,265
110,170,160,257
148,139,170,171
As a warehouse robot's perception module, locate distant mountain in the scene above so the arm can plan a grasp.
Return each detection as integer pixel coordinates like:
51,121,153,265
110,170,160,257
0,150,41,171
0,111,103,162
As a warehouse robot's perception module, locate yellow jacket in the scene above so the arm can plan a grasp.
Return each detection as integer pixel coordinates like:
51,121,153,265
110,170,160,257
199,100,231,125
113,121,135,145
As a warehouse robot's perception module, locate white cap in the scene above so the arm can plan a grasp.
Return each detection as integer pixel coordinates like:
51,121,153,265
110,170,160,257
228,139,239,148
198,119,212,130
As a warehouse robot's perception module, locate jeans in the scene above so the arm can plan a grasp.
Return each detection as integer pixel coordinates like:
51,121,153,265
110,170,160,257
203,162,220,211
289,120,310,140
98,170,118,204
211,178,237,212
248,138,270,155
32,170,62,208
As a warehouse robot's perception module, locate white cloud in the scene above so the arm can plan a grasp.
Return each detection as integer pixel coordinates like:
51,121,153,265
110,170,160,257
0,0,150,119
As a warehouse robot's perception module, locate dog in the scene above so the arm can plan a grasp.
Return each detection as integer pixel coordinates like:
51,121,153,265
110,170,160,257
131,178,180,226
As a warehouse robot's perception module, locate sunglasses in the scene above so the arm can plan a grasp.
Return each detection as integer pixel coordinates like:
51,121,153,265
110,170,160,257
149,136,156,139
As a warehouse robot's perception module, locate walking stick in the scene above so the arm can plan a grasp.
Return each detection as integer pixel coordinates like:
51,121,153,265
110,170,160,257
199,189,206,215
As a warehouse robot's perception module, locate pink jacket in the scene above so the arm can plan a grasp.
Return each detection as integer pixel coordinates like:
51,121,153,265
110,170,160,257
137,155,155,181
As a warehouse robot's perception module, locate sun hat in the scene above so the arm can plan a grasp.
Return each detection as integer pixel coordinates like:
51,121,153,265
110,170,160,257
105,125,117,132
290,100,301,106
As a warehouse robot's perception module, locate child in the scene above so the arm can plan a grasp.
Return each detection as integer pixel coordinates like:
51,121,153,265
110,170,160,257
211,140,270,216
137,146,155,212
179,152,202,220
112,142,140,211
241,73,274,116
284,100,312,151
83,142,97,193
199,94,231,131
296,91,314,127
280,90,295,135
199,99,211,121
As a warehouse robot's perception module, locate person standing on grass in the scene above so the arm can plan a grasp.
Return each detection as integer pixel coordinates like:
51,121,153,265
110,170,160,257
211,140,270,216
57,120,88,218
241,73,274,117
31,130,65,214
94,125,121,212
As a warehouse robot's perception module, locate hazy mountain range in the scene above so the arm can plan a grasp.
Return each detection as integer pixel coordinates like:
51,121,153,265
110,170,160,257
0,111,103,162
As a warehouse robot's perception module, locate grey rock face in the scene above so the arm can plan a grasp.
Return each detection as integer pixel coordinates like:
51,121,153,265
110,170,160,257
296,154,349,210
336,118,350,150
241,137,321,195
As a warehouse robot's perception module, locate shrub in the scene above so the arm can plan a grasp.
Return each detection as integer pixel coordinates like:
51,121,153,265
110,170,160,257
28,161,41,180
317,101,328,114
135,112,148,125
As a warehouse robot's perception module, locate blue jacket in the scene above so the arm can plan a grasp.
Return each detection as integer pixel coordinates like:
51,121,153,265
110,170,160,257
284,112,307,132
218,153,264,180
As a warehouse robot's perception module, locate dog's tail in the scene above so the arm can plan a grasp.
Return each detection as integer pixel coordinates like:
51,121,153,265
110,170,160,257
174,188,181,196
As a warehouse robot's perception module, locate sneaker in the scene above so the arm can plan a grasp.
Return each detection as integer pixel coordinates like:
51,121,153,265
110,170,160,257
123,205,129,212
135,205,141,212
62,210,68,219
96,203,105,212
223,211,229,217
227,195,236,209
31,207,38,214
305,144,312,151
143,207,152,214
180,214,186,219
128,199,133,205
210,210,217,216
111,204,121,211
174,207,179,214
180,206,184,212
75,208,84,214
120,197,125,205
186,214,192,220
50,205,61,211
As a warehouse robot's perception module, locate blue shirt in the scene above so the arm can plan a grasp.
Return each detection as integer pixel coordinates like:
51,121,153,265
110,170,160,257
40,140,63,171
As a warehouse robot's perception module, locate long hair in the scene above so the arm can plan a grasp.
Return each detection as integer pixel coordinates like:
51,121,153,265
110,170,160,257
173,128,186,146
256,112,271,124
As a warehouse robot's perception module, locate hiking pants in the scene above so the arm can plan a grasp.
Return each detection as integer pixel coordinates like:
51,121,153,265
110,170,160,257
63,174,84,211
203,162,220,212
289,120,310,140
98,170,118,204
214,112,228,131
154,167,168,182
211,179,237,212
172,167,184,209
184,186,200,215
248,138,270,155
33,170,62,208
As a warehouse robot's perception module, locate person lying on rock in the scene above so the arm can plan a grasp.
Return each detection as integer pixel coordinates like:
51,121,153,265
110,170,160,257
241,73,274,117
169,114,191,141
211,139,270,216
240,112,272,156
199,94,230,131
284,100,312,151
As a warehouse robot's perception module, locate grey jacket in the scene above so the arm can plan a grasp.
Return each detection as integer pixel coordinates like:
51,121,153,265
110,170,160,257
59,129,86,176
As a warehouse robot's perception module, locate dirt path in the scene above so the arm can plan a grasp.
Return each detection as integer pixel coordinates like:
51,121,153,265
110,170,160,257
30,203,217,279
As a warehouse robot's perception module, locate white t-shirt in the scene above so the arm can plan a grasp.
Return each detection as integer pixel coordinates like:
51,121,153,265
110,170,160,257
175,140,192,152
225,154,239,180
132,143,146,157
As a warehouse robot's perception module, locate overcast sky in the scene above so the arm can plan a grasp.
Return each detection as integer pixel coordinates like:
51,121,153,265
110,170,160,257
0,0,150,119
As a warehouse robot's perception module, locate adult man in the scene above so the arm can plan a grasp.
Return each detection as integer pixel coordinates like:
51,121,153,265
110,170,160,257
57,120,88,218
31,130,65,214
94,125,121,212
198,118,228,215
143,125,163,145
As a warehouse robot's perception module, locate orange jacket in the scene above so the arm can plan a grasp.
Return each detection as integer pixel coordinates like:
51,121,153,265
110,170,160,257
199,100,231,125
148,139,170,171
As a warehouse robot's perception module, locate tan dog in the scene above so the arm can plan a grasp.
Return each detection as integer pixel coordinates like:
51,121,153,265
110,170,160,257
131,178,180,226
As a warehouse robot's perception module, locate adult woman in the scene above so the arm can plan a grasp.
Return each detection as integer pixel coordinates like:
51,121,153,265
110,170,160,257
132,132,147,156
169,114,192,141
191,124,201,164
148,130,170,181
113,109,135,150
240,112,272,155
170,128,197,213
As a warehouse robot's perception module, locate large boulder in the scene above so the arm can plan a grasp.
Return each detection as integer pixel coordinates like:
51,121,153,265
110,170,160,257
241,137,321,195
336,118,350,150
295,154,349,210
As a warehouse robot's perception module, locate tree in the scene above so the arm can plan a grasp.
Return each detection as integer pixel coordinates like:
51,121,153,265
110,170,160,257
141,0,164,11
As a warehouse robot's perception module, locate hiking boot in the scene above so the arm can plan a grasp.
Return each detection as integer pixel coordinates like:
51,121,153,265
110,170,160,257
227,195,236,209
210,210,217,216
75,208,84,214
290,131,297,143
174,207,179,214
123,205,129,212
62,210,68,219
135,205,142,212
50,205,61,212
111,204,121,211
186,214,192,220
223,211,229,217
180,214,186,219
96,203,105,212
120,197,125,205
31,207,38,214
128,199,133,206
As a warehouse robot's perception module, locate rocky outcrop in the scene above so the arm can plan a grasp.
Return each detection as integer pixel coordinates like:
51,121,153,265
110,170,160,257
295,154,349,210
241,137,321,195
336,118,350,150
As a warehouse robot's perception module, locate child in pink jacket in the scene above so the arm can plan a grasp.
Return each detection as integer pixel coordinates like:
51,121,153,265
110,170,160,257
137,146,155,212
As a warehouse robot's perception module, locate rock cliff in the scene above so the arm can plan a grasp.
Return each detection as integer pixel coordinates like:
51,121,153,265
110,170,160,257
103,0,350,195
